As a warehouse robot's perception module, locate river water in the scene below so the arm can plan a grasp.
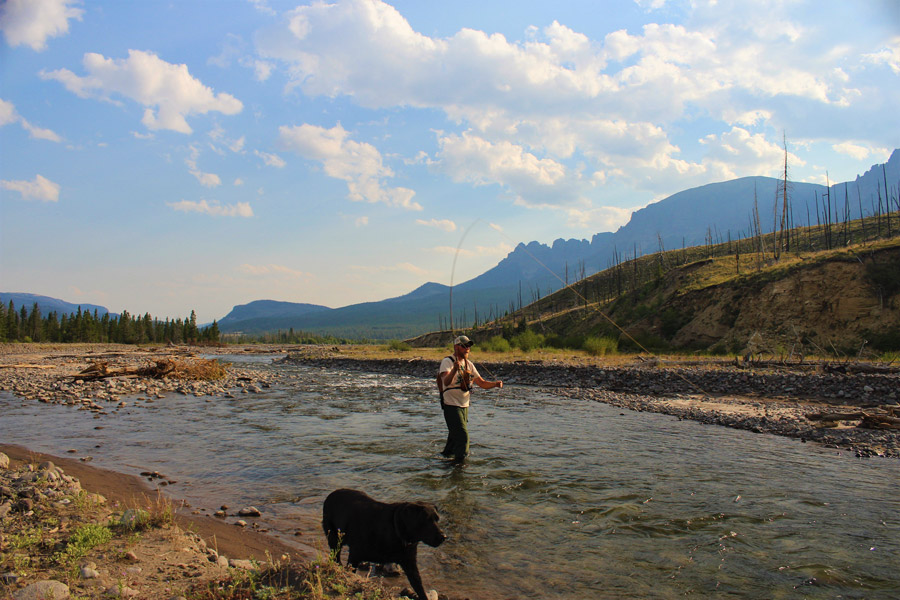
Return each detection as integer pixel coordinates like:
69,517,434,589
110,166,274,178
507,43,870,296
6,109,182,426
2,356,899,599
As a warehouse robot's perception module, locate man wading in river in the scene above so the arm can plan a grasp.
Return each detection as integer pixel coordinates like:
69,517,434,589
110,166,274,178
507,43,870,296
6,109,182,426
438,336,503,463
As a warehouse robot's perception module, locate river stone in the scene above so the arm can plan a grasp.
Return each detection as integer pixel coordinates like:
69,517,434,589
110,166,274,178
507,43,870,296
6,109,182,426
13,580,70,600
104,585,139,597
228,559,255,570
81,565,100,579
238,506,261,517
0,452,9,469
216,555,229,568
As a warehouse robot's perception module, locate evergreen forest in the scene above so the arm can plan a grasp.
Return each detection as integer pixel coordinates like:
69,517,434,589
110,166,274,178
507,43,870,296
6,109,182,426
0,301,220,345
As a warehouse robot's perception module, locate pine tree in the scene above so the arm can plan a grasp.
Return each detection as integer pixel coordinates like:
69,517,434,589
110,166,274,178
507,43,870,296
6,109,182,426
6,301,16,342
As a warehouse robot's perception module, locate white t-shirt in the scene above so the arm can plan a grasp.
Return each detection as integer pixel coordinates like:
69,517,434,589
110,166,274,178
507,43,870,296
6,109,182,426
439,356,481,408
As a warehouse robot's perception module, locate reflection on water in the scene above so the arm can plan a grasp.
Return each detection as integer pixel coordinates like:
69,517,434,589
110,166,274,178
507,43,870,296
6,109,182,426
2,359,899,599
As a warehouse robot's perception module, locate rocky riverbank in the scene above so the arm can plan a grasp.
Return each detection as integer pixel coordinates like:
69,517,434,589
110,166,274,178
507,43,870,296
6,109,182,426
0,447,411,600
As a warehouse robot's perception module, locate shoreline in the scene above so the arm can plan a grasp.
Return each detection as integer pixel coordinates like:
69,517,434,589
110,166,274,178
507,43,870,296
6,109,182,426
279,348,900,459
2,342,899,460
0,443,306,565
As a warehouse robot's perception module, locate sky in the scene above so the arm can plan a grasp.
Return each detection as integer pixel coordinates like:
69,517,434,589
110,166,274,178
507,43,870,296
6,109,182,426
1,0,898,323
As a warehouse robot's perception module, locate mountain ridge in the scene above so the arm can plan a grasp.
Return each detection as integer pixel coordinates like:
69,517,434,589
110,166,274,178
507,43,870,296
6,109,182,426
7,150,898,340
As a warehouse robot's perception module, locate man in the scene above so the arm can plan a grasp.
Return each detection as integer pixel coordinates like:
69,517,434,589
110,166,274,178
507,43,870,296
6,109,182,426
438,335,503,463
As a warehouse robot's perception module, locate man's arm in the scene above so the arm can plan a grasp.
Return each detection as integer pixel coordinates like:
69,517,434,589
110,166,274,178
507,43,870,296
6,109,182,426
474,377,502,390
440,360,459,387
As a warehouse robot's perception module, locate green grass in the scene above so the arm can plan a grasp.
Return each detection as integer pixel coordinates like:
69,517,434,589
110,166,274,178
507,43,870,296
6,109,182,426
53,523,113,567
583,336,618,357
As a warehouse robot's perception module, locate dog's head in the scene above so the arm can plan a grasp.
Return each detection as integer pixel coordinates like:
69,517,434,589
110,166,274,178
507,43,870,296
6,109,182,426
395,502,447,548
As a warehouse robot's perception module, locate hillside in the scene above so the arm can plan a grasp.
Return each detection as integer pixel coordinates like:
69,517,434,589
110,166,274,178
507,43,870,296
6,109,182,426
412,229,900,357
0,293,112,318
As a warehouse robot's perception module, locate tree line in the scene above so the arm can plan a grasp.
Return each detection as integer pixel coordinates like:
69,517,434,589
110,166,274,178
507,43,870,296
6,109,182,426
0,300,220,344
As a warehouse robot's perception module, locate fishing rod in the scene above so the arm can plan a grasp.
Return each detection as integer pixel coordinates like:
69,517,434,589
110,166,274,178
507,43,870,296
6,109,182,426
446,220,709,397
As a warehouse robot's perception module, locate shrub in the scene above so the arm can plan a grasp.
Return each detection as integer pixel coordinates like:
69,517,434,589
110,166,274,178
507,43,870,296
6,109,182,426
511,329,544,352
545,334,585,350
583,336,618,356
880,351,900,363
482,335,511,353
386,339,411,351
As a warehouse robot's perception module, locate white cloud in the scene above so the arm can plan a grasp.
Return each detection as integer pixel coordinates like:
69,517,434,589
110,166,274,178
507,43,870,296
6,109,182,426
0,0,83,51
251,59,274,81
254,149,286,168
234,178,245,186
0,98,62,142
0,99,14,126
256,0,889,204
863,37,900,74
247,0,276,16
209,125,245,154
279,122,422,210
185,146,222,187
166,199,253,217
238,263,310,278
416,218,456,232
436,132,578,207
355,216,369,227
190,170,222,188
41,50,242,134
432,242,513,258
699,127,804,180
564,204,637,232
1,174,60,202
832,142,871,161
351,262,429,276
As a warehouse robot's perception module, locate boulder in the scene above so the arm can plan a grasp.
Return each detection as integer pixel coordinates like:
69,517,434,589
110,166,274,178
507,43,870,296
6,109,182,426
13,580,70,600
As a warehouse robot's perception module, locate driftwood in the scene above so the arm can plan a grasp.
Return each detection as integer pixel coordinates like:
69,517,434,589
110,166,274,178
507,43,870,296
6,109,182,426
861,414,900,430
73,359,177,381
806,411,866,422
0,364,55,369
806,407,900,429
733,359,900,375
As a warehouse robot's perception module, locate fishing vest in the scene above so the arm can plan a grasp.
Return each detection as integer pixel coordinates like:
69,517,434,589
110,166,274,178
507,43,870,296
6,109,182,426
437,356,474,403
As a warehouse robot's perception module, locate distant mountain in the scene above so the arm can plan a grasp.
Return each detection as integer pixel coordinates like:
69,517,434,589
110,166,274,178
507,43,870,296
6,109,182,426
217,299,332,333
10,151,897,341
465,149,900,296
0,293,112,318
220,149,900,339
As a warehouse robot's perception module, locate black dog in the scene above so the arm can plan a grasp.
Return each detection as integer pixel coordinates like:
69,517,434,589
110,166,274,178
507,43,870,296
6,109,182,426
322,489,447,600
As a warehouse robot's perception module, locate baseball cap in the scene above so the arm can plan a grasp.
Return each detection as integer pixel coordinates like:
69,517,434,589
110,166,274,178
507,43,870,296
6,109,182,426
453,335,474,347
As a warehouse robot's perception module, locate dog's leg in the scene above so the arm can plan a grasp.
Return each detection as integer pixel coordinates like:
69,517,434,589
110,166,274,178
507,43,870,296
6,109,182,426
399,552,428,600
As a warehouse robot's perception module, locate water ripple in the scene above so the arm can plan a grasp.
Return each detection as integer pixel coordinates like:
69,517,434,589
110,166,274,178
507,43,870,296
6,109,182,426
2,360,899,599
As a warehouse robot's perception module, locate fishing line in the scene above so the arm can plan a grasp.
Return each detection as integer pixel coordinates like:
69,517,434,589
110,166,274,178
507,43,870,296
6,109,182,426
447,220,710,398
447,219,503,397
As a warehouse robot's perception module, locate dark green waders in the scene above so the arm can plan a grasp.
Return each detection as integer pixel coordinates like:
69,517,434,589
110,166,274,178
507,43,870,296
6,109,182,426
441,404,469,461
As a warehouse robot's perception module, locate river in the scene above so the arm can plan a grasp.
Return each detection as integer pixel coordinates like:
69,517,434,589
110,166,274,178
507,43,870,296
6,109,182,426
2,355,898,599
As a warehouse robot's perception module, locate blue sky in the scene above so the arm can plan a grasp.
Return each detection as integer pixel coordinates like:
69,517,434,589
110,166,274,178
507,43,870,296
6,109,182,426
1,0,898,322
